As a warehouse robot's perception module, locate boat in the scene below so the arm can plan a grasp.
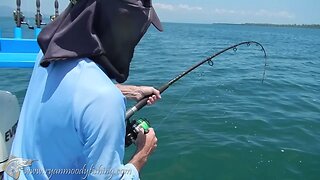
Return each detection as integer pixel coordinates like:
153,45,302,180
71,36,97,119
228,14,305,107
0,38,39,68
0,0,59,176
0,0,59,68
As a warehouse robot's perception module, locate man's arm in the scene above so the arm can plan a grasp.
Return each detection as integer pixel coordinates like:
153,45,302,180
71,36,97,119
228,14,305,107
75,84,157,179
116,84,161,105
129,128,157,172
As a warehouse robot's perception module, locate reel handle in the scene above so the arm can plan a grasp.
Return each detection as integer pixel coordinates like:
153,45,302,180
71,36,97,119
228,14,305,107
125,118,151,147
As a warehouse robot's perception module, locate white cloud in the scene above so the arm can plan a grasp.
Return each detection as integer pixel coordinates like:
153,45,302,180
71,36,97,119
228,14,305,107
154,3,203,11
213,8,236,15
178,4,203,11
153,3,297,24
255,9,295,19
153,3,174,11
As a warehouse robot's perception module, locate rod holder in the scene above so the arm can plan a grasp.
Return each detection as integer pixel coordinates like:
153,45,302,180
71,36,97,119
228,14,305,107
14,27,22,39
35,28,42,38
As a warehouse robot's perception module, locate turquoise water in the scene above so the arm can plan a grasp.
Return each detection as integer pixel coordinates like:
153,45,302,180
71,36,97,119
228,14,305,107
1,17,320,179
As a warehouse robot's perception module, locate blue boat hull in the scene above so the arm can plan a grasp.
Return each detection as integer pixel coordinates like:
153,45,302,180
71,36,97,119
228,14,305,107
0,38,39,68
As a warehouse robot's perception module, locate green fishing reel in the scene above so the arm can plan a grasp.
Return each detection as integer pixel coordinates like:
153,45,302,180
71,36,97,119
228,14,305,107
125,118,151,147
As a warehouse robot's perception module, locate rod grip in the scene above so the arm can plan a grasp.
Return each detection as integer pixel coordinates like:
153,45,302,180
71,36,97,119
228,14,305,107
125,98,148,120
125,84,169,120
55,0,59,9
36,0,40,9
158,84,170,93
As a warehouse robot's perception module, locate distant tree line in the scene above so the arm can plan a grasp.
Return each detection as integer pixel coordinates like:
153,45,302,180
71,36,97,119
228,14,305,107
243,23,320,29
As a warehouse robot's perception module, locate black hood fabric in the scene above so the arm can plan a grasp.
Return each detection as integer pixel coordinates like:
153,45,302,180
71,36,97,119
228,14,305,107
37,0,163,83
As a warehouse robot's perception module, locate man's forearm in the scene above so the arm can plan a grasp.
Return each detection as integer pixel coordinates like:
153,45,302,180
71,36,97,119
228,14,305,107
116,84,142,100
129,151,148,172
128,128,157,172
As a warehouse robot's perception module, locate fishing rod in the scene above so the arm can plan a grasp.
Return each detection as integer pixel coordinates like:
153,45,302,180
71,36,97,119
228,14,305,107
35,0,46,37
126,41,267,120
50,0,60,21
125,41,267,147
13,0,34,38
13,0,24,28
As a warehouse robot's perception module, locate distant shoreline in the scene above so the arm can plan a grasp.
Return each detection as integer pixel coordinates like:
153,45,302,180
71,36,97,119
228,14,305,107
210,23,318,29
242,23,320,29
163,22,320,29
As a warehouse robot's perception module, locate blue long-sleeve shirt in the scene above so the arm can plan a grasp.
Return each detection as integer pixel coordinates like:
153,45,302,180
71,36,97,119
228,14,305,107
5,52,139,179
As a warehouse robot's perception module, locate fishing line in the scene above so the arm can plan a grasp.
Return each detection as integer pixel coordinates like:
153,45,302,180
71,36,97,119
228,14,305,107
154,72,205,129
153,87,193,129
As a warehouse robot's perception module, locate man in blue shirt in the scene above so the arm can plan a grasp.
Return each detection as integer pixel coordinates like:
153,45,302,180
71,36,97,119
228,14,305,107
5,0,163,179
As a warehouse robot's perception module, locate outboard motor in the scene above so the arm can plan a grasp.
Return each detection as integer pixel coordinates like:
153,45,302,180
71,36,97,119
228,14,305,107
0,91,20,179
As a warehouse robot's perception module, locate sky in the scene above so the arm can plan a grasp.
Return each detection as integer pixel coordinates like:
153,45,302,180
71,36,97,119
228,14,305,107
1,0,320,24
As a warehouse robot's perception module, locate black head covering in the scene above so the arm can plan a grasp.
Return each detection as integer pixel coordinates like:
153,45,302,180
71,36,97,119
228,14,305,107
37,0,163,83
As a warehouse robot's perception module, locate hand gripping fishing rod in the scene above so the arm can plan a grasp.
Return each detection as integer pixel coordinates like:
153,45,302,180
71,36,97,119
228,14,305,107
125,41,267,147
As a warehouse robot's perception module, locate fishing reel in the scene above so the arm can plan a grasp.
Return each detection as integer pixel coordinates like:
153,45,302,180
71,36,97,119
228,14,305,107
125,118,151,147
13,10,25,25
13,11,34,29
13,0,34,29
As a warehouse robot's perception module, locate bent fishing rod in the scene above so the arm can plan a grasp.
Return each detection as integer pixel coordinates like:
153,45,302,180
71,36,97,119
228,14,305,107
125,41,267,146
126,41,267,120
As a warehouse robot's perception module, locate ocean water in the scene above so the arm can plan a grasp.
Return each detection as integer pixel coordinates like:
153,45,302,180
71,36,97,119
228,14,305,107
1,17,320,179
